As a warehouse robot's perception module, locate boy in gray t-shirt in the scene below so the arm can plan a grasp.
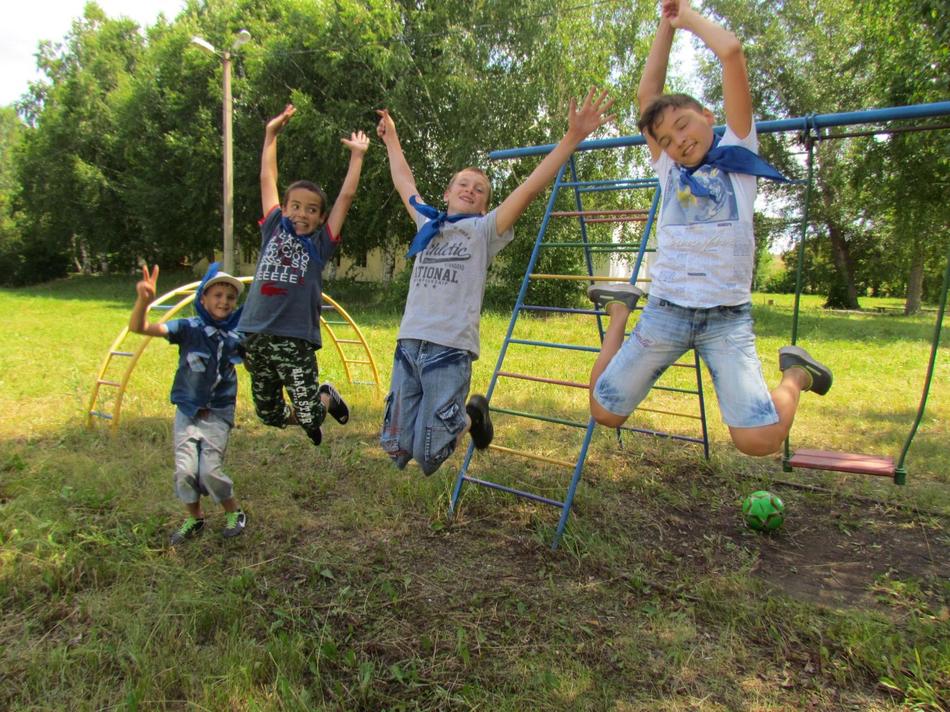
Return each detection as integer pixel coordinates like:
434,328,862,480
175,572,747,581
375,90,614,475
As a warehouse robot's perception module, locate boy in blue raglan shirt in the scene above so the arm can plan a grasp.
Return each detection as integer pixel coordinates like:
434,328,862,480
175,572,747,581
238,104,369,447
588,0,832,457
129,263,247,545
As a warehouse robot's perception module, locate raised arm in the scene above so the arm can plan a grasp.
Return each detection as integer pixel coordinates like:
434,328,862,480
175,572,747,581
666,0,752,138
495,88,614,235
638,13,676,162
261,104,295,215
376,109,421,220
128,264,168,338
325,131,370,238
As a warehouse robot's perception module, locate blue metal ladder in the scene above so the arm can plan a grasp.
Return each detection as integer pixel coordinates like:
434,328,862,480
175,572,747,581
449,153,710,549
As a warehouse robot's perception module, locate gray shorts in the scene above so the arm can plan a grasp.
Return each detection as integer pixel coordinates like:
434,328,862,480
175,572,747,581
380,339,472,476
172,409,234,504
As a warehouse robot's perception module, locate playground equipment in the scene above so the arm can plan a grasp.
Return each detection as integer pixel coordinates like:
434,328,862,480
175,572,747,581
451,100,950,548
86,276,381,433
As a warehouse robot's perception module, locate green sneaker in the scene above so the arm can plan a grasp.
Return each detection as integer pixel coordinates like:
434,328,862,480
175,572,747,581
222,509,246,539
170,516,204,545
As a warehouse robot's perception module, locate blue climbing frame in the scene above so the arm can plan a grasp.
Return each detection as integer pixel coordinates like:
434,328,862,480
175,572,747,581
450,100,950,549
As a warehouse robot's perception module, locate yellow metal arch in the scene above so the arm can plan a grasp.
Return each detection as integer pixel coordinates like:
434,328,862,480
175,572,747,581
86,276,381,433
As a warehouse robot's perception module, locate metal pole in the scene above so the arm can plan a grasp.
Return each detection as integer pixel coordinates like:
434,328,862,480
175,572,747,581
222,51,235,274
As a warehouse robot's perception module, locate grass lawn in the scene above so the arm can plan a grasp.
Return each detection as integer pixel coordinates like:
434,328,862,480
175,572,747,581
1,273,948,710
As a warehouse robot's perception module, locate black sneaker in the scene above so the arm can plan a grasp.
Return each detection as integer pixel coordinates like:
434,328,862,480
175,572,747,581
318,383,349,424
170,516,204,545
308,425,323,446
466,394,494,450
587,283,644,312
222,509,246,538
779,345,833,395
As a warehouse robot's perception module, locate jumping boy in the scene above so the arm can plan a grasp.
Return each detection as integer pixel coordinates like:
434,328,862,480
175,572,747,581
377,89,615,475
129,263,247,544
238,104,369,447
588,0,832,457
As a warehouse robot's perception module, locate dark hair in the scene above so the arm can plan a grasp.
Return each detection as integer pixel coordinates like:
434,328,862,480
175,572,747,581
637,93,706,139
446,166,492,207
282,180,329,215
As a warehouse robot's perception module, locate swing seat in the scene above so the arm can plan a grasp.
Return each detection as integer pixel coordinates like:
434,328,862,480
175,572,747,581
788,449,895,477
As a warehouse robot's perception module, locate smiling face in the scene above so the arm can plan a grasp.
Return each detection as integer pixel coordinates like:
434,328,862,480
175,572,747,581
649,104,716,167
200,283,239,321
284,186,326,235
443,168,490,215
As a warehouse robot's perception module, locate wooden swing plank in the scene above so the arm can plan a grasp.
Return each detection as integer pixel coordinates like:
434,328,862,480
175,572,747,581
788,449,895,477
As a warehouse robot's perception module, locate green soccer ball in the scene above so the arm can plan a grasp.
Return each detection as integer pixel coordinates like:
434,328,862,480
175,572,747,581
742,490,785,531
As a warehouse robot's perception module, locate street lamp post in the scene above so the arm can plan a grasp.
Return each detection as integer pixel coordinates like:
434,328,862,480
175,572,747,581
191,30,251,274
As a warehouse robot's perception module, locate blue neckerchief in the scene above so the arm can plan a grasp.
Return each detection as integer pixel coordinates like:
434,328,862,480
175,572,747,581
194,262,243,331
678,133,790,198
406,195,480,258
279,215,324,269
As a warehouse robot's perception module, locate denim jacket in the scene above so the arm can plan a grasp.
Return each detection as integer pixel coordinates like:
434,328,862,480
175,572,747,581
166,317,242,425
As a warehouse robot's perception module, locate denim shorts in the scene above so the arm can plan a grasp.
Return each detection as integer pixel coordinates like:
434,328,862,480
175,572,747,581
593,297,779,428
380,339,472,475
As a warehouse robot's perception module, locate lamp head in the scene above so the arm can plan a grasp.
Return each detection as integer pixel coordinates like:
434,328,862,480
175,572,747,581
232,29,251,51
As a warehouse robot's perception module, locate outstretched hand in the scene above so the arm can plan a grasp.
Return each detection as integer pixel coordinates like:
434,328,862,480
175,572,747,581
136,264,159,303
375,109,397,143
265,103,296,136
661,0,693,28
567,87,616,141
341,130,370,156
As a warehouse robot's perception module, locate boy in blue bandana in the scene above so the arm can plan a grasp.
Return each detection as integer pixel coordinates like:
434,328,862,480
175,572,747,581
588,0,832,457
376,89,614,475
129,263,247,544
238,104,369,447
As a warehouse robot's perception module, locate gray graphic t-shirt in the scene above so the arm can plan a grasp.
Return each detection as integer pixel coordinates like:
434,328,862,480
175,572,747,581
650,125,759,308
397,207,514,359
238,206,338,346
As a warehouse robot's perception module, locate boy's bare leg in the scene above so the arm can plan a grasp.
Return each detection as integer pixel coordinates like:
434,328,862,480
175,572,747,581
221,497,239,514
589,302,633,428
185,501,204,518
728,367,811,456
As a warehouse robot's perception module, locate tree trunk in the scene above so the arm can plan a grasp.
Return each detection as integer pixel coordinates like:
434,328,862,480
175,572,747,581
820,183,860,309
905,250,924,315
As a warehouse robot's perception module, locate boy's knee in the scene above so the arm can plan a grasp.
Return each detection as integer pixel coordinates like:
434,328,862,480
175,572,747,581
590,399,627,429
730,429,781,457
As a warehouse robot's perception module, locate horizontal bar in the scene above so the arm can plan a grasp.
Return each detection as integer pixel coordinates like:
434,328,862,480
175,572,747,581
150,305,173,310
540,242,645,248
89,411,114,420
111,351,134,357
636,406,701,420
619,424,704,444
335,339,362,344
491,406,590,429
323,320,348,325
551,209,649,217
487,444,576,469
344,359,372,365
462,475,565,507
531,274,652,282
520,304,607,316
508,338,598,353
558,179,659,189
579,217,647,223
97,380,121,387
497,370,587,389
490,102,950,159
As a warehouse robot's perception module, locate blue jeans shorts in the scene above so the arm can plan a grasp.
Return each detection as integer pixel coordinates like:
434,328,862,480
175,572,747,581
593,297,779,428
380,339,472,476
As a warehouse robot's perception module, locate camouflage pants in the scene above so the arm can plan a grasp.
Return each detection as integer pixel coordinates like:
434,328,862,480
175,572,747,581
242,333,326,445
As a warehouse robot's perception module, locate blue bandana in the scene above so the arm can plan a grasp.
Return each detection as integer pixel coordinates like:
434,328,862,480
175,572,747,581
406,195,480,258
678,133,790,198
279,215,324,269
194,262,243,332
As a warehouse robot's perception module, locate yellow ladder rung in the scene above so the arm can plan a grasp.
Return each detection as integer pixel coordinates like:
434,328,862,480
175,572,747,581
345,359,372,365
487,444,575,469
97,380,121,387
111,351,134,357
336,339,362,344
